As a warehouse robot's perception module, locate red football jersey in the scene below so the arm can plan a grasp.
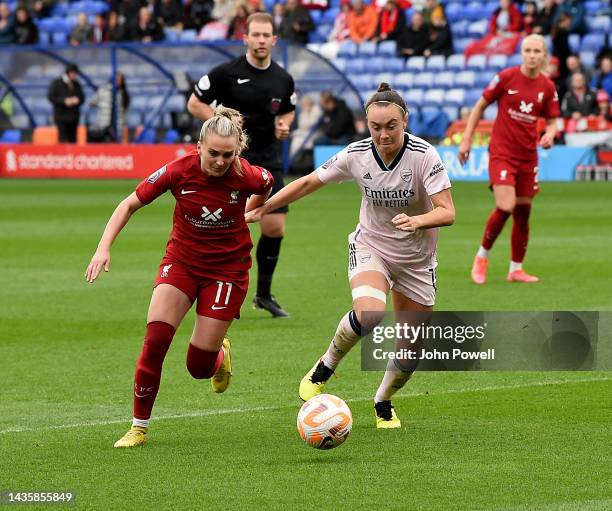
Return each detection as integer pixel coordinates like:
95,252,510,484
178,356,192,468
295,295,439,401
135,150,273,276
482,66,560,161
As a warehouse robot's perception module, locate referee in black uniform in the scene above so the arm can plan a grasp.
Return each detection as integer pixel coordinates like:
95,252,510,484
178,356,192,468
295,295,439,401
188,12,296,318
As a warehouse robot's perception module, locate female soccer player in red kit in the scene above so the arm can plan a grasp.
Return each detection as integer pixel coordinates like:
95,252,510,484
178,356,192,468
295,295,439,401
85,107,274,448
459,34,560,284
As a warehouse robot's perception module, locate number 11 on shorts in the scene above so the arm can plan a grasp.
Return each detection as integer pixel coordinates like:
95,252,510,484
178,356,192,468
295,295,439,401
213,281,233,309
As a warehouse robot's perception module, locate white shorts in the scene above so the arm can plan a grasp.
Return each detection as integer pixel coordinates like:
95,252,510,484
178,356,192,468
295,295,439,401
347,231,437,307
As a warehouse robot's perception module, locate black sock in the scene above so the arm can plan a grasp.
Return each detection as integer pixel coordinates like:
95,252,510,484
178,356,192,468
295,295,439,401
256,235,283,297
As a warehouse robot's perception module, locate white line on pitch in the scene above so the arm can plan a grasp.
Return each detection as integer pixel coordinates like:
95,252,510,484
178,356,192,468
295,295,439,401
0,377,609,435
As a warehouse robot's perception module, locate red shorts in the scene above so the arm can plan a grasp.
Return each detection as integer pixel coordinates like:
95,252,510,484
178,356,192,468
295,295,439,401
489,156,540,197
153,259,249,321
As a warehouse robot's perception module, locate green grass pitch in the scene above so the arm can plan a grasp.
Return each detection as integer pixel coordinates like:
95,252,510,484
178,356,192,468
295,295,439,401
0,179,611,510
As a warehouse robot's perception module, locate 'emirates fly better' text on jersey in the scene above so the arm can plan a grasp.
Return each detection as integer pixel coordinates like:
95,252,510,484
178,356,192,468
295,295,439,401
135,150,273,276
483,66,560,161
315,134,452,270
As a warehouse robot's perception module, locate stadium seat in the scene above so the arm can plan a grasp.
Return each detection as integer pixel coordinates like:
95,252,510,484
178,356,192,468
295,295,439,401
366,57,387,73
580,34,605,53
455,70,476,89
450,20,469,38
406,56,426,72
413,72,435,90
136,128,156,143
404,88,424,107
385,58,405,73
467,19,488,38
476,71,495,88
344,59,366,74
377,40,397,57
445,2,462,23
0,129,21,143
442,106,459,122
358,41,377,57
487,54,508,72
338,40,358,58
332,58,346,72
322,7,340,24
569,34,580,54
425,55,446,72
465,2,487,21
508,54,522,67
436,71,455,89
453,38,472,54
53,32,68,45
587,16,611,35
467,54,487,71
179,29,197,41
444,88,466,107
484,1,498,16
446,54,466,72
464,89,482,107
483,104,498,120
419,107,449,138
422,89,445,108
350,74,373,91
374,72,394,87
394,72,413,90
579,51,596,69
585,0,602,15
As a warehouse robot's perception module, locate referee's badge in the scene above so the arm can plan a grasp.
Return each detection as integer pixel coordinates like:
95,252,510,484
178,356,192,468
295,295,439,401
270,98,281,114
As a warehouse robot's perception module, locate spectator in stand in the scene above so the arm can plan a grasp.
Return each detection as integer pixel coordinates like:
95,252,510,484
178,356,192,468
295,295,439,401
272,3,284,34
0,2,14,45
374,0,405,43
227,2,251,40
561,72,598,122
423,11,452,57
372,0,410,10
596,90,612,123
314,91,355,145
554,0,586,35
47,63,85,143
182,0,213,31
107,10,128,41
421,0,444,25
397,11,428,59
91,13,108,43
551,13,571,81
13,6,38,45
591,57,612,99
532,0,556,35
69,12,93,45
544,55,565,99
211,0,233,25
290,94,322,175
522,1,537,35
566,54,591,92
20,1,54,20
279,0,314,45
132,6,165,42
89,72,130,142
348,0,377,44
489,0,523,36
156,0,183,30
328,0,351,42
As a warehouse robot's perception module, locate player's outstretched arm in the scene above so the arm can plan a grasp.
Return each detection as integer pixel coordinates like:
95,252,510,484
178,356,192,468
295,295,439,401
458,97,489,165
85,192,145,283
245,172,326,223
392,189,455,232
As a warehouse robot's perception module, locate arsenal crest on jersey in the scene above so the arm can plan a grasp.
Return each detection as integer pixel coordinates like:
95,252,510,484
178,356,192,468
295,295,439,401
270,98,281,114
400,169,413,182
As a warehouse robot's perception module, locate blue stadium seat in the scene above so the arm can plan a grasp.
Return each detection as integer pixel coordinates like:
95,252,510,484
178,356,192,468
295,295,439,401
332,58,346,72
569,34,581,54
436,71,455,89
180,30,197,41
484,1,498,16
53,32,68,44
128,111,142,128
164,29,180,42
419,108,449,138
0,129,21,143
465,89,482,107
579,51,596,69
377,40,397,57
444,88,466,107
580,34,605,53
465,2,487,22
426,55,446,72
350,74,373,91
483,104,498,120
487,54,508,72
404,89,425,107
385,58,405,73
455,70,476,89
167,95,186,111
414,72,435,90
585,1,602,15
445,2,463,23
374,72,395,87
446,54,466,72
358,41,377,57
442,106,459,122
344,59,366,74
367,57,387,73
136,128,156,143
322,7,340,24
423,89,445,107
450,20,469,38
508,54,522,67
587,16,611,35
338,40,358,58
406,56,426,72
453,38,473,54
467,54,487,71
476,71,495,88
394,73,413,90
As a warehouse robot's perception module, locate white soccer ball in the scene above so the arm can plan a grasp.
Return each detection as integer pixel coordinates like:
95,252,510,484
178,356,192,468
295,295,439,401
297,394,352,450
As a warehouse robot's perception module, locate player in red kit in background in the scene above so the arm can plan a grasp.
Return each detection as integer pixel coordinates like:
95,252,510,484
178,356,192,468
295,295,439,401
85,107,273,448
459,34,560,284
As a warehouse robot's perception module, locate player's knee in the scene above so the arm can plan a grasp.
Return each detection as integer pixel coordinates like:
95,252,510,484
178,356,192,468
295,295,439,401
496,201,515,214
354,309,385,335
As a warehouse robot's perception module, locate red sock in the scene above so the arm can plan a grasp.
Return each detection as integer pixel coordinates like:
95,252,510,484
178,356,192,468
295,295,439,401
511,204,531,263
186,343,224,379
481,208,511,250
133,321,175,420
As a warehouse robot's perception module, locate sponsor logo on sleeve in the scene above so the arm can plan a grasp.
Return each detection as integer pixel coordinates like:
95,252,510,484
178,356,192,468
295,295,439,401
429,162,444,178
197,75,211,92
290,92,297,106
321,155,338,170
147,165,166,183
488,74,500,90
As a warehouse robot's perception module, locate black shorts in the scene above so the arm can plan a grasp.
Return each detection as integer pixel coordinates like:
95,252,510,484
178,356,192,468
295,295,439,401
268,169,288,214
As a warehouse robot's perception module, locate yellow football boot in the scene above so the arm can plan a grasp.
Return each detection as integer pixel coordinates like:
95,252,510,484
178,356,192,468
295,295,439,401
299,359,334,402
113,426,148,448
374,401,401,429
211,338,232,394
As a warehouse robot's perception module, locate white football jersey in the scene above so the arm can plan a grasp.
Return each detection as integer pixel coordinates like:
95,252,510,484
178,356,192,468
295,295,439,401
315,133,451,269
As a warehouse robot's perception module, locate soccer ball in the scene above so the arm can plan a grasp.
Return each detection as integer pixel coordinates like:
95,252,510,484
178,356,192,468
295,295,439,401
297,394,352,450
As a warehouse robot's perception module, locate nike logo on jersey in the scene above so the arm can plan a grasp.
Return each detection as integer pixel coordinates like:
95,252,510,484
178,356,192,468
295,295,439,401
181,189,197,195
211,305,227,310
237,78,250,84
508,89,519,95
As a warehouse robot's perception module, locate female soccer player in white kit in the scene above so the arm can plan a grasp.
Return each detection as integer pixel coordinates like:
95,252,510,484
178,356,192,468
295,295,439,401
246,83,455,428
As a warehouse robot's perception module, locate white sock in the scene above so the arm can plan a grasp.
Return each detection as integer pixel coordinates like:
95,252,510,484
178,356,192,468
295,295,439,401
477,246,490,258
132,418,149,428
509,261,523,273
321,311,361,370
374,366,413,403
